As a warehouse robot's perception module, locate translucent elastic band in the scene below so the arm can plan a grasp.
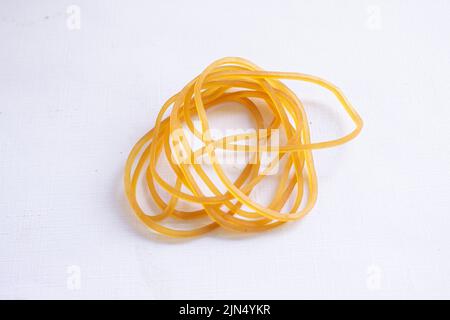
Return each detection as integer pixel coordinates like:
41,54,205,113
124,57,363,237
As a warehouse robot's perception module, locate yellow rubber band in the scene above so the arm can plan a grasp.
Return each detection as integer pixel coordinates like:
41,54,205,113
124,57,363,238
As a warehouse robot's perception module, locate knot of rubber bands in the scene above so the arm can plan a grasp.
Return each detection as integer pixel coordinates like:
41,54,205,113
124,57,363,237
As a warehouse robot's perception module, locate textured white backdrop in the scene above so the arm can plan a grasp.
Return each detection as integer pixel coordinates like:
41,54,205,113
1,0,449,299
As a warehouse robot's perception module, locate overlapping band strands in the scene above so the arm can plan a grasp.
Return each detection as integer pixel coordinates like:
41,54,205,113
124,57,363,237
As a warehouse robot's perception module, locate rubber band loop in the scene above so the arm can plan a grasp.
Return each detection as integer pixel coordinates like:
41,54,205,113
124,57,363,237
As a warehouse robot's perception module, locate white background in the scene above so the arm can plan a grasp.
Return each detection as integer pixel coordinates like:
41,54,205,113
1,0,449,299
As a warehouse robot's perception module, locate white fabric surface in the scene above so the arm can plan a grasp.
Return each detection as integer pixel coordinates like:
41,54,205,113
0,0,449,299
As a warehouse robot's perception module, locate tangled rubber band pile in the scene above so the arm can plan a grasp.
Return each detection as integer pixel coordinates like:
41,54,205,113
124,57,363,237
